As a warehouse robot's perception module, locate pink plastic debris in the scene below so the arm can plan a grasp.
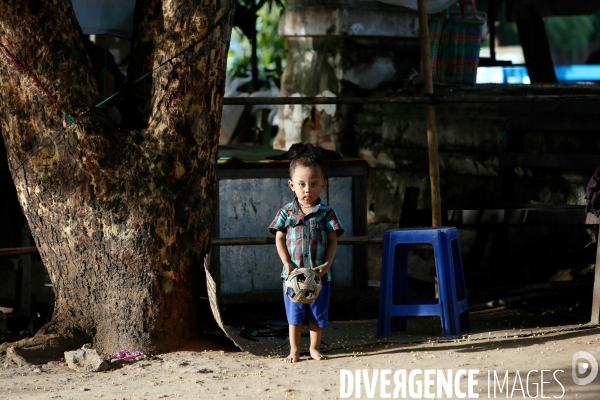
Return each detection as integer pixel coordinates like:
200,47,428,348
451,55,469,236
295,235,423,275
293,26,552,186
110,350,143,361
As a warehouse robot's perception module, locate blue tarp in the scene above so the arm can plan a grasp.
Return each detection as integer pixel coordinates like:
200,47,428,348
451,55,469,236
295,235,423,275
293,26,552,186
72,0,136,39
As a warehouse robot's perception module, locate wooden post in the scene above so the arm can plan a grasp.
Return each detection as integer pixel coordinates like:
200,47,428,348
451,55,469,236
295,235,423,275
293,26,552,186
417,0,442,227
515,16,558,84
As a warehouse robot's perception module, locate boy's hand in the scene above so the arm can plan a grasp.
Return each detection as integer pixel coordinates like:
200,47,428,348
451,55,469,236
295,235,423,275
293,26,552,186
284,262,295,275
312,262,329,278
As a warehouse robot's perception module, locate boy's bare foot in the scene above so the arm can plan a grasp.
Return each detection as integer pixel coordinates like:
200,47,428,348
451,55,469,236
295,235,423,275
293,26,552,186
310,349,329,361
285,350,300,363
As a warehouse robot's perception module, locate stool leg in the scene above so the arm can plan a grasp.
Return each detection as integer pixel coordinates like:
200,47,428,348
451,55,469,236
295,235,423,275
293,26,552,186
443,236,462,336
433,238,452,337
443,232,472,335
377,233,394,337
391,244,409,332
450,238,472,331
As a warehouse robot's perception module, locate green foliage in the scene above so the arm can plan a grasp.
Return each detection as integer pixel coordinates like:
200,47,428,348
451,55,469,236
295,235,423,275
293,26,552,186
546,15,595,50
497,0,600,57
589,9,600,42
227,1,286,84
227,28,251,75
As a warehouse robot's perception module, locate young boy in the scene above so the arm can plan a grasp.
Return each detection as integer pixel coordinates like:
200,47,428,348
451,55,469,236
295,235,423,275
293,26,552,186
268,154,344,363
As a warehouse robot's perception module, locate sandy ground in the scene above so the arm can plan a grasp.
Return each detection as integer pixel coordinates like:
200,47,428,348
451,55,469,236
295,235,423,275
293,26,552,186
1,325,600,400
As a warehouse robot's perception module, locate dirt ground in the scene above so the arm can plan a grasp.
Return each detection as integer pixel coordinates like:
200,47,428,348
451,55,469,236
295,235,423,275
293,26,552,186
1,321,600,399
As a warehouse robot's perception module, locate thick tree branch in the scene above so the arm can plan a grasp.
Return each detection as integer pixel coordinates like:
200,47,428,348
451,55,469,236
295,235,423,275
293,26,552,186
0,0,234,355
0,0,97,129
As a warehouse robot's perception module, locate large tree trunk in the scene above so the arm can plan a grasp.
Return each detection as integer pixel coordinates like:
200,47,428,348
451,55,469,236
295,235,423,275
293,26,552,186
0,0,233,355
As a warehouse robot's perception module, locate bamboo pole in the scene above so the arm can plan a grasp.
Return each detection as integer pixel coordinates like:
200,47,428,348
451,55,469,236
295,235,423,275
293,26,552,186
417,0,442,227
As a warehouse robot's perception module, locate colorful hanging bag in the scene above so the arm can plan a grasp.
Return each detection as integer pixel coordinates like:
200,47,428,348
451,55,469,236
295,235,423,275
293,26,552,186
428,0,484,85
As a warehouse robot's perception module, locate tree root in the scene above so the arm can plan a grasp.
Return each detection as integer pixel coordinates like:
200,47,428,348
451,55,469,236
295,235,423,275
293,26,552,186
0,325,89,366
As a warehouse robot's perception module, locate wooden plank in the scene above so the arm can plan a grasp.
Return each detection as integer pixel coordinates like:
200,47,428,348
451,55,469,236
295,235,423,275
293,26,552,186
0,247,38,257
507,154,600,170
210,236,383,246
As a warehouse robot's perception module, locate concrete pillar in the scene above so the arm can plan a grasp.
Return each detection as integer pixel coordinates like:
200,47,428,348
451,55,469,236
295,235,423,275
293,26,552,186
274,0,421,156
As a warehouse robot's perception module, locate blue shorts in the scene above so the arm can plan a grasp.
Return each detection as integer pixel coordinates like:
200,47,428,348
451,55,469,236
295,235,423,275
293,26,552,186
283,281,330,329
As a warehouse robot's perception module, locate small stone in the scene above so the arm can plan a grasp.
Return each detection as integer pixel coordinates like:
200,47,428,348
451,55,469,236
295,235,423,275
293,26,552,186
64,346,108,373
80,387,90,391
33,368,42,373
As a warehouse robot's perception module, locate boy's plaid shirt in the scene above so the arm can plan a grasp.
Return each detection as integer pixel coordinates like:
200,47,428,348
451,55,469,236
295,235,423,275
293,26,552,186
268,197,344,282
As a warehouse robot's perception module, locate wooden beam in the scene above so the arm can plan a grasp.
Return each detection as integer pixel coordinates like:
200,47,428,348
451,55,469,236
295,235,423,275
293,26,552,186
222,94,600,106
0,247,38,257
210,236,383,246
516,15,558,84
2,239,381,253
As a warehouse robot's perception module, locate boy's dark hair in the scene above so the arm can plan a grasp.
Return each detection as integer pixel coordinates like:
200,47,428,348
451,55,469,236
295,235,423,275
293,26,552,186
289,154,326,178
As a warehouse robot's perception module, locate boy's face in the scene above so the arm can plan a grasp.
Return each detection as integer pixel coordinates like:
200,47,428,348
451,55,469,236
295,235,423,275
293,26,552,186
288,165,327,207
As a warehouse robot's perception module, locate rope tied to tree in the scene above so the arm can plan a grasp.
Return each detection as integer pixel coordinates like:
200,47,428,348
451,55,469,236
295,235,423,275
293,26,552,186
93,2,235,110
0,32,74,129
0,1,234,126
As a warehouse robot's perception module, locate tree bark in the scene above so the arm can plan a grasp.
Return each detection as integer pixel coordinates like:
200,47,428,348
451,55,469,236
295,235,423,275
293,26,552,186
0,0,233,355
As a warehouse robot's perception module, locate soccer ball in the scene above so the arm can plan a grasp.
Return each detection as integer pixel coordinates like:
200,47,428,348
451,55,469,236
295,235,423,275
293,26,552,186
284,267,322,304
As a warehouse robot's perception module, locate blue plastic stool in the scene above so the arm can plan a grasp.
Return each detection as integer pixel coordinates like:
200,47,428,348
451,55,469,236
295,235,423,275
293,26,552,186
377,227,471,337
